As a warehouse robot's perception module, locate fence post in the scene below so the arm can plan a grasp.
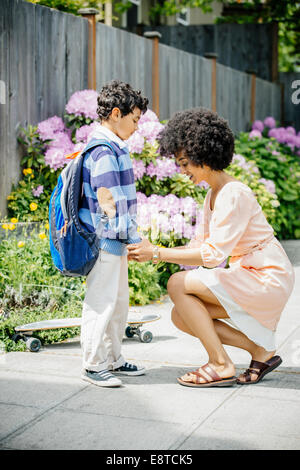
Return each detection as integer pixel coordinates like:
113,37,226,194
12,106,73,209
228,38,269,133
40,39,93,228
280,82,285,126
246,69,257,125
144,31,162,119
271,22,279,82
204,53,218,112
78,8,99,90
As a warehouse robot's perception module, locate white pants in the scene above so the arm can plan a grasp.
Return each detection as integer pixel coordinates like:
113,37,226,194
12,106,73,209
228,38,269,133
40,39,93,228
81,250,129,372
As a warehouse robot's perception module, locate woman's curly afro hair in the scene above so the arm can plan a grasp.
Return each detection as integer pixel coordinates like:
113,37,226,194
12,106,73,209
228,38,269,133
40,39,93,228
97,80,148,121
158,108,235,171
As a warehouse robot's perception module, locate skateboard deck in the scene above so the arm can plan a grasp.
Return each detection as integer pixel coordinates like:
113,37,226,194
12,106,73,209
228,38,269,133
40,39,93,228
14,312,161,351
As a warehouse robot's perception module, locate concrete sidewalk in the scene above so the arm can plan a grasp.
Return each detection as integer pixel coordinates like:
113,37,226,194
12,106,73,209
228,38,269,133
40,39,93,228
0,256,300,450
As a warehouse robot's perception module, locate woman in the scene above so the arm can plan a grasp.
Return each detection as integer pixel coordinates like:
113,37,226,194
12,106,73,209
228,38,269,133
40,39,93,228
127,108,295,388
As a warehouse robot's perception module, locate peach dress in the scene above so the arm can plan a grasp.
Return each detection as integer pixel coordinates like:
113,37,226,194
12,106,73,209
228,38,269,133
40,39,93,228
186,181,295,351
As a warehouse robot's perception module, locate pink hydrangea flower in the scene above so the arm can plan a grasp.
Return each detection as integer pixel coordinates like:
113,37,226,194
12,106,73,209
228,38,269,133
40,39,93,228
32,185,44,197
146,158,178,180
263,117,276,129
258,178,276,194
132,159,146,180
138,121,164,144
125,131,145,154
286,126,296,135
249,130,262,139
138,109,159,125
65,89,98,119
75,122,99,143
44,131,74,170
197,181,209,189
44,148,69,171
252,120,264,132
37,116,66,141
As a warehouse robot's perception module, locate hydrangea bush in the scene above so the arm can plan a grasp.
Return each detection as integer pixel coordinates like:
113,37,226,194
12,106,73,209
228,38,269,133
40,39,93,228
236,117,300,239
3,90,300,274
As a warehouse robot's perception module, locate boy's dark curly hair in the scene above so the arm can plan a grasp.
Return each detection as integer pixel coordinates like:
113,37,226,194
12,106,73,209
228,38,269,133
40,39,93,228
158,108,235,171
97,80,148,121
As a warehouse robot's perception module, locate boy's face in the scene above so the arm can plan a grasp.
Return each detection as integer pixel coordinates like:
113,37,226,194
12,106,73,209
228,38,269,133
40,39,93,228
111,106,141,141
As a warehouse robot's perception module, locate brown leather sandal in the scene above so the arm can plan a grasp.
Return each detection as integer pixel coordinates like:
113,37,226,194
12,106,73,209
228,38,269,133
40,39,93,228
177,363,237,388
237,355,282,385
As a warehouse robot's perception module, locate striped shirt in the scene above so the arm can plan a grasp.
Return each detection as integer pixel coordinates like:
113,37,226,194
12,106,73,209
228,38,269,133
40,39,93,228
78,125,141,256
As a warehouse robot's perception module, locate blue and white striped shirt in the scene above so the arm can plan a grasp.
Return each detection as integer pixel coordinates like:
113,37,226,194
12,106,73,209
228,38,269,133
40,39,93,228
78,125,141,256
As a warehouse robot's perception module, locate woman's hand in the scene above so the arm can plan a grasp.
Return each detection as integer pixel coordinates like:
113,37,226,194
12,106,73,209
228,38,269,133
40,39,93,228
127,238,154,263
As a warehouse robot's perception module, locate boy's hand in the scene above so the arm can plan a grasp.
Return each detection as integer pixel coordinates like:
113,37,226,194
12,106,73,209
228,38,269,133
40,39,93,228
127,238,154,262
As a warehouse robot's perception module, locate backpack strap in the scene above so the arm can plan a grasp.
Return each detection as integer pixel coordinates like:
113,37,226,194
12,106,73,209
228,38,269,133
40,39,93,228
82,138,116,156
65,139,116,161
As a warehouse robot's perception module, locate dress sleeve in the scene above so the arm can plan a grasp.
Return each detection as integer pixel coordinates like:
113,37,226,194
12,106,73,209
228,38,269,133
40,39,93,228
200,186,253,268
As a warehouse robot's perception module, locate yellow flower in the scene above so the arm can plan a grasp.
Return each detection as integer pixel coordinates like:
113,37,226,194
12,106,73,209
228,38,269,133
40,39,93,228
10,218,18,223
18,241,25,248
23,168,33,176
8,224,16,230
45,223,49,230
1,224,8,230
39,232,47,240
30,202,38,211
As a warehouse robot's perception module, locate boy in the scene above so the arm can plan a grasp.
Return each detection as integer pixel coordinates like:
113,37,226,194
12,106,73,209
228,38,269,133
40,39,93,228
79,80,149,387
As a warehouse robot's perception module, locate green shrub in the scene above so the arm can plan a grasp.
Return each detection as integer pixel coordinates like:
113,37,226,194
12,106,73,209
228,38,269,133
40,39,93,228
235,133,300,239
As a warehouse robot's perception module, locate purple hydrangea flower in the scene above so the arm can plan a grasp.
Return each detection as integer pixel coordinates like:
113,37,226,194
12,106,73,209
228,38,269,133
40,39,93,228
138,121,164,144
146,158,178,181
32,185,44,197
252,120,264,132
125,131,145,154
37,116,66,141
286,126,296,135
249,129,262,139
132,158,146,180
258,178,276,194
44,148,69,171
138,109,159,125
263,117,276,129
65,89,98,119
197,181,209,189
44,132,74,170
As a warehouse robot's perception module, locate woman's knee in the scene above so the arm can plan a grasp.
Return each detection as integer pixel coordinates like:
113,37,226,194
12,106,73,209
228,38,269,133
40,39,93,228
167,272,185,299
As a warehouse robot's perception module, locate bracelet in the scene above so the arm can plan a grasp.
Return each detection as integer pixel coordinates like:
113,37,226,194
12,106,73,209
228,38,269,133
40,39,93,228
152,245,160,264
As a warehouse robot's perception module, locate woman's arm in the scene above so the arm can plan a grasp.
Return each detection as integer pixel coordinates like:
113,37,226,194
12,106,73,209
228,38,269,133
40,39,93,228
127,239,203,265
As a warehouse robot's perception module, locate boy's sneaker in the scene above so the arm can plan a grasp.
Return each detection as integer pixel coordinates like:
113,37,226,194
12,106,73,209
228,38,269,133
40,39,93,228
112,362,146,376
82,369,122,387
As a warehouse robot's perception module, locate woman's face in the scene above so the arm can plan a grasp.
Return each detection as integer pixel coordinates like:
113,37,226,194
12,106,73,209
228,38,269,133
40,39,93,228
175,150,206,184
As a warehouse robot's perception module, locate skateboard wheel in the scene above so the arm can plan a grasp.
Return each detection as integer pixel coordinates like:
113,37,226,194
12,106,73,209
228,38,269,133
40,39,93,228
12,333,23,343
125,326,135,338
25,337,41,352
139,330,153,343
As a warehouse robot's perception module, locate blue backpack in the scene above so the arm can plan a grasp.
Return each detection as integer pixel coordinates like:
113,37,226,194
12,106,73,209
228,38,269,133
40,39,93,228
49,139,115,277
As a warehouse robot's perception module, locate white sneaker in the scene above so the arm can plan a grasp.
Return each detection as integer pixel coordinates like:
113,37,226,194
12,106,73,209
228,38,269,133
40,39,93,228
82,369,122,387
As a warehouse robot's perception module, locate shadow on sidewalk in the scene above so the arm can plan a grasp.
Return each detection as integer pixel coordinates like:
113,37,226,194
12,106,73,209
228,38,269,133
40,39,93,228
118,364,300,390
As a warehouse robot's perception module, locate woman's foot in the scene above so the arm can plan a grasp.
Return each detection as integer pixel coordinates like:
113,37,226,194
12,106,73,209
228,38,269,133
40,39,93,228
237,348,280,384
179,361,236,387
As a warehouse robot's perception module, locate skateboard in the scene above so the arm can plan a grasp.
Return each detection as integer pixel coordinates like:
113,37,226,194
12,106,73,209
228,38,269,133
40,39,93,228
13,312,161,352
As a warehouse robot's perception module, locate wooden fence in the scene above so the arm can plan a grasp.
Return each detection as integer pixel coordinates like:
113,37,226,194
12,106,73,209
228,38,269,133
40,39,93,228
0,0,88,218
0,0,285,217
142,23,277,82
